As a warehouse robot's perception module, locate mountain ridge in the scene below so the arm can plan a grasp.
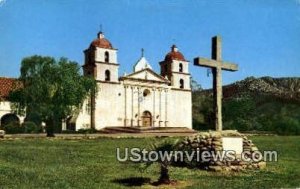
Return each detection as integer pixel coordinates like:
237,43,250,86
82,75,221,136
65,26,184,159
192,76,300,134
198,76,300,103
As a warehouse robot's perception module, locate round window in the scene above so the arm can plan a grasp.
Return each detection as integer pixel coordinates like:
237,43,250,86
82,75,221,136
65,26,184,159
143,89,151,97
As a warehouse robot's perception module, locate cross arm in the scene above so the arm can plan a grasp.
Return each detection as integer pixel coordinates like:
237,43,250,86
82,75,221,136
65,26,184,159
194,57,238,71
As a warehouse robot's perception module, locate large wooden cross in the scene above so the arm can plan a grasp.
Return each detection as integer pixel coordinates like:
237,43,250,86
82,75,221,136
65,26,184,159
194,36,238,131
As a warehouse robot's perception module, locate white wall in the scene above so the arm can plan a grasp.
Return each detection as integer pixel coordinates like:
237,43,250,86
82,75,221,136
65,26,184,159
171,60,189,73
171,73,191,89
169,60,191,89
75,79,192,130
94,82,124,129
0,101,25,126
168,89,192,128
95,48,118,64
96,63,119,82
75,97,92,130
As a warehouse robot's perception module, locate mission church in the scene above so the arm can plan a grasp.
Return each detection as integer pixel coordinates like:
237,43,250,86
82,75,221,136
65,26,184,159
0,31,192,131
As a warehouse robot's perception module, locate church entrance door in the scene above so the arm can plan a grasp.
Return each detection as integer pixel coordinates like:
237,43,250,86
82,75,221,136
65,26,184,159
142,111,152,127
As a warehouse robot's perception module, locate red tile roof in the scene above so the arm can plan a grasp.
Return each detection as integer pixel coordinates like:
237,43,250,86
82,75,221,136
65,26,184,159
90,38,113,49
165,45,186,61
165,51,186,61
0,77,21,100
90,32,113,49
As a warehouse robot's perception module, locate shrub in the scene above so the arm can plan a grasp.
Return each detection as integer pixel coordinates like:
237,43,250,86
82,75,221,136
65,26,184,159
2,121,24,134
24,112,42,126
77,128,97,134
23,121,43,133
275,117,300,135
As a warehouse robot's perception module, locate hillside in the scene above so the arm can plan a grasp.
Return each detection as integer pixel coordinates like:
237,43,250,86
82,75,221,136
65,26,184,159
192,76,300,135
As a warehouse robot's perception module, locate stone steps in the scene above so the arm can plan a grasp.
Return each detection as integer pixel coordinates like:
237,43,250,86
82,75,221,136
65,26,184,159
101,127,197,134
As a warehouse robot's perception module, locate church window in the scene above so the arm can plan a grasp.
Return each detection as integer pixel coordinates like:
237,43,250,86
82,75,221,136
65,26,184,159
105,70,111,81
143,89,151,97
179,63,183,72
105,51,109,63
180,79,184,89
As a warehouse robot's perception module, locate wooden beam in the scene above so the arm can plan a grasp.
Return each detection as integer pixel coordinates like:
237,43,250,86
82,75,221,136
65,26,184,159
194,57,218,68
194,57,238,71
221,62,238,71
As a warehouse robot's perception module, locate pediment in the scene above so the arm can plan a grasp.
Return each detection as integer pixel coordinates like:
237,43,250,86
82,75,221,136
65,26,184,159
120,68,170,83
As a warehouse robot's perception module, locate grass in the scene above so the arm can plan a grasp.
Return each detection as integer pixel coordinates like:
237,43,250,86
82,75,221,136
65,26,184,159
0,136,299,188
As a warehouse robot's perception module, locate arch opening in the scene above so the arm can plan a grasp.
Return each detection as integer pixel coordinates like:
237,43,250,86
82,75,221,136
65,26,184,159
0,113,20,127
104,51,109,63
179,63,183,72
180,79,184,89
142,111,152,127
105,70,111,81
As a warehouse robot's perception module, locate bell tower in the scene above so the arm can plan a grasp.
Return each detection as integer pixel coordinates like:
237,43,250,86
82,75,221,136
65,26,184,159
82,31,119,129
83,31,119,82
160,45,190,89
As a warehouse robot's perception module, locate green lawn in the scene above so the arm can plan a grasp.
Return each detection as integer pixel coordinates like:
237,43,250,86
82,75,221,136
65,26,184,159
0,136,299,188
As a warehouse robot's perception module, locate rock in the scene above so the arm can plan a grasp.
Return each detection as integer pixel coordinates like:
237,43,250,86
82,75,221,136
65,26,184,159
215,161,223,166
231,166,242,172
212,141,222,146
243,147,251,151
214,146,223,151
238,161,247,165
209,166,223,172
251,163,259,169
201,147,208,151
0,130,5,138
258,161,266,169
178,130,263,172
211,132,222,138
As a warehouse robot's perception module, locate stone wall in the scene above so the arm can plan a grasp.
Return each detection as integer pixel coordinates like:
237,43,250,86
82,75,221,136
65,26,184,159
178,130,266,171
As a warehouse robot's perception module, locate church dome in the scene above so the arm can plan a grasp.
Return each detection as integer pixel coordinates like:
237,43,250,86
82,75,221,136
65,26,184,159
164,45,186,61
90,32,113,49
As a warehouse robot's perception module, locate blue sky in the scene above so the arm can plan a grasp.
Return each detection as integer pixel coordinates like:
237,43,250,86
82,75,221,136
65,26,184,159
0,0,299,88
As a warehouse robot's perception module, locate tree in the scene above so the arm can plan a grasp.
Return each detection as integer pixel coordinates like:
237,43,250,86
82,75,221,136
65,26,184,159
141,139,179,185
223,96,256,131
9,55,97,137
191,78,202,92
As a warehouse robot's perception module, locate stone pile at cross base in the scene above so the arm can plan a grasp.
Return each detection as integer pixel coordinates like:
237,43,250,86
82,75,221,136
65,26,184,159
177,130,266,172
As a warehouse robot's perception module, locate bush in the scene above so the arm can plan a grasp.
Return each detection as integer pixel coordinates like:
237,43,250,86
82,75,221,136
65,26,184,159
23,121,43,133
24,112,42,127
77,128,97,134
275,117,300,135
2,121,24,134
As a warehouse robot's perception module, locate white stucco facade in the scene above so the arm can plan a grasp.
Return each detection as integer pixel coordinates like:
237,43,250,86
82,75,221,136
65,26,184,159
0,101,25,127
75,33,193,131
0,33,193,132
